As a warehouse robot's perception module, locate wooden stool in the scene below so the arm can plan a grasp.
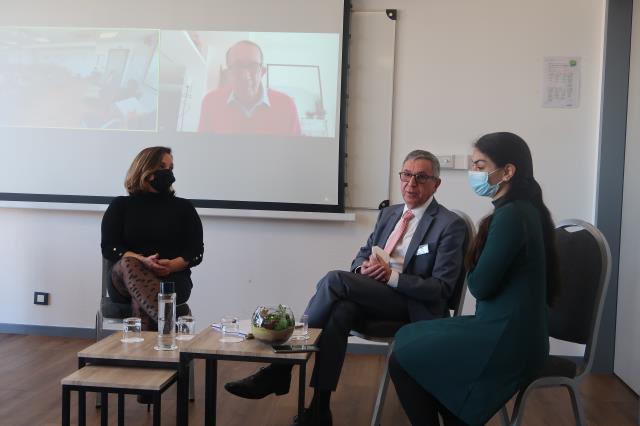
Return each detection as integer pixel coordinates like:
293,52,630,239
61,365,177,426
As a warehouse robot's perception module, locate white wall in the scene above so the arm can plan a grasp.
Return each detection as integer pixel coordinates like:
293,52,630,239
1,0,605,356
361,0,604,222
614,0,640,394
0,206,376,328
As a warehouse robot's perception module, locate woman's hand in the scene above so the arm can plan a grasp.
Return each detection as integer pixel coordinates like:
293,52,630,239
141,253,171,276
155,257,188,274
124,252,171,276
123,252,188,276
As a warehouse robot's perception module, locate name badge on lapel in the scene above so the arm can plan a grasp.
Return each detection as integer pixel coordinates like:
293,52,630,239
416,244,429,255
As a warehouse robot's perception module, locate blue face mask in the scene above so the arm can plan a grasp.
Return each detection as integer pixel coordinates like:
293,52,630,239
468,169,501,197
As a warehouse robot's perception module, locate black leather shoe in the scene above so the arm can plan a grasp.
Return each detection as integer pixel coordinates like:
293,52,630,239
291,408,333,426
224,366,291,399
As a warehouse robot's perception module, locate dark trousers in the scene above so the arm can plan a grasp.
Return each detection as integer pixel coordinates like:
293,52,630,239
303,270,411,391
389,353,468,426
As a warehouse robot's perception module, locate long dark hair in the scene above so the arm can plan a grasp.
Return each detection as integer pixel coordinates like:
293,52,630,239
465,132,559,305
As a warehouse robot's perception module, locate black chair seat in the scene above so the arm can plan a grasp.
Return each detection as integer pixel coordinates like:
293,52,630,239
352,320,406,339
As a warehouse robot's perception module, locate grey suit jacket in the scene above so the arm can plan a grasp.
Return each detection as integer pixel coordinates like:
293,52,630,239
350,199,467,321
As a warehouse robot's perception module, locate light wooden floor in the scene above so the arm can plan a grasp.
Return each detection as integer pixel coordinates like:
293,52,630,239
0,333,637,426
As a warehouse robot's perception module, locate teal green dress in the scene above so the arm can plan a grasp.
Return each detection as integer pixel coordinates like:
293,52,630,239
394,199,549,425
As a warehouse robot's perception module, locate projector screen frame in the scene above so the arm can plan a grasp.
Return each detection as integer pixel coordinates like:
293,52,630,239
0,0,352,214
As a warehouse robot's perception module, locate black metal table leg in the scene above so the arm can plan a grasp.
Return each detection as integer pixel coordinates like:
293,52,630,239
298,363,306,426
153,392,161,426
100,392,108,426
62,386,70,426
177,353,190,426
117,393,124,426
78,390,86,426
205,359,217,425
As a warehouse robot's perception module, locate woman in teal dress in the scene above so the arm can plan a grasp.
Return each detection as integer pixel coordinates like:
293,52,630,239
389,132,560,426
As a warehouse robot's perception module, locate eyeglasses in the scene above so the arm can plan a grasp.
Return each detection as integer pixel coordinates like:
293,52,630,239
399,171,437,184
228,62,263,74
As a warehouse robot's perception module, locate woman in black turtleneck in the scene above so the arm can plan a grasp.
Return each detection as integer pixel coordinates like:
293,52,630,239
101,146,204,330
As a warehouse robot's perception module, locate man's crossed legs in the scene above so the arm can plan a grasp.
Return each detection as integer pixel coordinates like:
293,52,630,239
225,270,410,426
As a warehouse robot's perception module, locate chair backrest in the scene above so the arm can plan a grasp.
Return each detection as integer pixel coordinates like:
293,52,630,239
450,209,476,316
102,258,114,298
100,257,132,321
549,219,611,375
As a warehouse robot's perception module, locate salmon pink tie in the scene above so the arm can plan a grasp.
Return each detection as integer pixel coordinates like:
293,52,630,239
384,209,414,254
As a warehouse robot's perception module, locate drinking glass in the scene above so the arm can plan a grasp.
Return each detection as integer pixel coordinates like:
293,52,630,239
219,316,243,343
121,317,143,343
176,315,196,341
290,314,310,340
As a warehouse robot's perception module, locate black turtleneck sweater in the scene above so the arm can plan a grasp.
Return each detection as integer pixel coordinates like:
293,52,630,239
101,192,204,302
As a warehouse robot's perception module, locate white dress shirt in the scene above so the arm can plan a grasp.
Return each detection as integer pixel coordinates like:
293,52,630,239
226,84,271,117
386,197,433,287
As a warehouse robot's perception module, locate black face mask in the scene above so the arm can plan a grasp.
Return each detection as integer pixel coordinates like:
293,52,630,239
150,169,175,193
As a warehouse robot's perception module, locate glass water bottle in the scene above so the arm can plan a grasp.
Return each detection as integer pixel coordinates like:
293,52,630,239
155,281,177,351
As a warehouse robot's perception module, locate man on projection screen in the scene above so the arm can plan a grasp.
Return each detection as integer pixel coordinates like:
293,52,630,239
225,150,467,425
197,40,302,136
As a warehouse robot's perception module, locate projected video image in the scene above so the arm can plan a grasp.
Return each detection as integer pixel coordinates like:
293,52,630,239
0,27,159,131
159,31,340,137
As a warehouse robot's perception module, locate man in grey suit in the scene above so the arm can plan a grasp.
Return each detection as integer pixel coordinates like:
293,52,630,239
225,150,467,426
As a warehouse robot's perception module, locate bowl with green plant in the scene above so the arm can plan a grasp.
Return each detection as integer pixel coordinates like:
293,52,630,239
250,305,296,344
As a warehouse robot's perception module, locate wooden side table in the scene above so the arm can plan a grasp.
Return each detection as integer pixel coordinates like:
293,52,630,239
178,327,322,426
61,365,177,426
77,331,190,426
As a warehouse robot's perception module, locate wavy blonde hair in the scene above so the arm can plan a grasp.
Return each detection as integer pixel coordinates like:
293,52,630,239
124,146,173,195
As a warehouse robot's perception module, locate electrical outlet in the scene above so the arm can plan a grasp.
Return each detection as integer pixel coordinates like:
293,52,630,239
437,155,455,170
33,291,49,305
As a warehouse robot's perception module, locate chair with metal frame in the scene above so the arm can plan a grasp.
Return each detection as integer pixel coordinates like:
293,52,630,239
350,209,476,426
95,258,194,340
499,219,612,426
95,258,195,405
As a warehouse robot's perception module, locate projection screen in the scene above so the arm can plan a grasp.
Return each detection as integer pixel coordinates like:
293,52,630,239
0,0,350,212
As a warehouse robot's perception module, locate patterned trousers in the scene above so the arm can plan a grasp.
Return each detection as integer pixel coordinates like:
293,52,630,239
111,257,161,331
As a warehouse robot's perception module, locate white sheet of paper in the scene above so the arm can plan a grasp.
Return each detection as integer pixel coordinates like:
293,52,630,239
115,97,149,115
542,56,580,108
372,245,390,263
211,319,251,335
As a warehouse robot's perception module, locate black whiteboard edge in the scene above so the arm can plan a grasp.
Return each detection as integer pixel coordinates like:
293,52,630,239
0,193,113,204
0,193,356,216
337,0,352,215
386,9,397,20
190,198,345,213
0,199,356,221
